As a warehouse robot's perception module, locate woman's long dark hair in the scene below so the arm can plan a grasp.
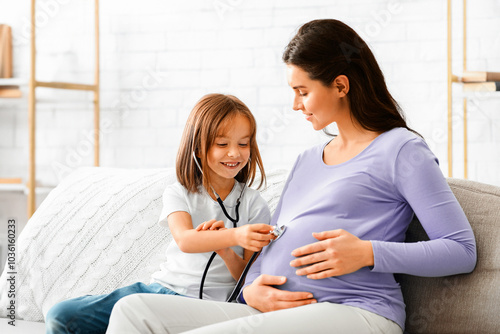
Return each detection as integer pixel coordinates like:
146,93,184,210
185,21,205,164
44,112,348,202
283,19,420,137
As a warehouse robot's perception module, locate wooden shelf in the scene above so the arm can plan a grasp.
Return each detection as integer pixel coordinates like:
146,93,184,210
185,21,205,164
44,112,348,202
0,178,22,184
457,71,500,83
0,87,22,98
0,178,55,194
0,184,25,192
27,0,100,218
0,78,25,98
462,82,500,93
36,81,97,91
446,0,498,179
0,184,55,195
0,78,26,86
0,178,23,191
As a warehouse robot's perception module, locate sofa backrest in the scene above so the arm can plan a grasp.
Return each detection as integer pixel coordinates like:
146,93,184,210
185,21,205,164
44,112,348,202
400,178,500,334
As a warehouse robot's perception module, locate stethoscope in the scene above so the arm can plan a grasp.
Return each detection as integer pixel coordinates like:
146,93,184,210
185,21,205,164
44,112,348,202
192,152,286,302
225,224,286,303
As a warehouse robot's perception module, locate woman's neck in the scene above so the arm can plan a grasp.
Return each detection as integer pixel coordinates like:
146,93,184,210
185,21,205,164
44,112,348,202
334,117,380,148
322,118,381,166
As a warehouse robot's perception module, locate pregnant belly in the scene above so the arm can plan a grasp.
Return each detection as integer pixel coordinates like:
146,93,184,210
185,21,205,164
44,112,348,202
259,221,322,292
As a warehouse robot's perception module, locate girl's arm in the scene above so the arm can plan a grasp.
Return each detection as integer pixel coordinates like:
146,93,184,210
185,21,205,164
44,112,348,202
216,248,255,281
168,211,273,253
196,219,256,280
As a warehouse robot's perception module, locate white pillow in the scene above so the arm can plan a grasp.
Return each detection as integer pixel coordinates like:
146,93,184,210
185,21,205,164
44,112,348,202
0,167,177,322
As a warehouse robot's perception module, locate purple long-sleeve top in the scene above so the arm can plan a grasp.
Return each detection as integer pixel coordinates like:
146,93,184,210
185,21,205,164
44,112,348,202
243,128,476,330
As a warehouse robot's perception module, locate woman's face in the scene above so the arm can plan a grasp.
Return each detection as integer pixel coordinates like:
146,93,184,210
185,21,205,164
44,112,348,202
286,64,348,131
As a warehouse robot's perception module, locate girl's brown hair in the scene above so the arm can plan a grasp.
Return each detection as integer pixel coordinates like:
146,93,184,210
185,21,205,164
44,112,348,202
176,93,266,193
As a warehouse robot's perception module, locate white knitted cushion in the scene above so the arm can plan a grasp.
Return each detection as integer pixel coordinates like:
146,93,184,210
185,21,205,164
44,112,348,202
0,167,288,323
0,167,176,322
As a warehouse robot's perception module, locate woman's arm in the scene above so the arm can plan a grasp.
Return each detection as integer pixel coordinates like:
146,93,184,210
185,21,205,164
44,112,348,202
291,139,476,279
370,139,476,276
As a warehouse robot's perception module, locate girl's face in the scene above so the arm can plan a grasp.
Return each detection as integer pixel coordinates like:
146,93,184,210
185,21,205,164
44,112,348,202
206,114,252,185
286,64,348,130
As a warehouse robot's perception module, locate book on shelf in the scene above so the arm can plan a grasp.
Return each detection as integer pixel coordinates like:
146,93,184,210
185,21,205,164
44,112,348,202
0,24,13,78
0,178,23,184
463,82,500,92
0,85,22,98
459,71,500,83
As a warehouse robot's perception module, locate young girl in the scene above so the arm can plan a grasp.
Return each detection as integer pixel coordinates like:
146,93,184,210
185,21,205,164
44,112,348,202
45,93,274,334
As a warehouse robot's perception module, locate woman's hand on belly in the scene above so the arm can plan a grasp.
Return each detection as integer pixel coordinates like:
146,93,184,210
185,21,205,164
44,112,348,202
290,229,374,279
243,274,316,312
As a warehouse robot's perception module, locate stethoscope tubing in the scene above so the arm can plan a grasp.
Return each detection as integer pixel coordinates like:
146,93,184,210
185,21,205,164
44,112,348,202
196,165,245,298
198,197,241,300
200,224,286,302
226,251,259,302
192,151,284,302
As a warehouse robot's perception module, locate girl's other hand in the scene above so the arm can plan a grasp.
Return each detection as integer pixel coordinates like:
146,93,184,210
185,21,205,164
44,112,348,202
234,224,274,252
196,219,226,231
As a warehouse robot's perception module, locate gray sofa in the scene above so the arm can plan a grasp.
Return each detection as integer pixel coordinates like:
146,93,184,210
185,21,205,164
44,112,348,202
0,167,499,333
400,177,500,333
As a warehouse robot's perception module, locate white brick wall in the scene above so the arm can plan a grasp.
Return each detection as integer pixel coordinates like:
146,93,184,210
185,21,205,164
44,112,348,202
1,0,500,229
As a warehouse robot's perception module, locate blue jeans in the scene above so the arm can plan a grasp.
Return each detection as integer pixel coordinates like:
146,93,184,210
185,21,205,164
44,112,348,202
45,282,180,334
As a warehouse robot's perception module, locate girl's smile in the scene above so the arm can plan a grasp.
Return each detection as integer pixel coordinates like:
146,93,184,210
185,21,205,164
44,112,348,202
221,162,241,168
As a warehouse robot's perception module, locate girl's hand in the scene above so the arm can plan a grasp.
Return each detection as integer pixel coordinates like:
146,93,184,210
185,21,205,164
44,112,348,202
243,274,316,312
196,219,226,231
233,224,274,252
290,229,374,279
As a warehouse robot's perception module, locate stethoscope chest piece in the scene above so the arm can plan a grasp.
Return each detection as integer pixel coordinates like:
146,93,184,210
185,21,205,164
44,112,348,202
270,225,286,242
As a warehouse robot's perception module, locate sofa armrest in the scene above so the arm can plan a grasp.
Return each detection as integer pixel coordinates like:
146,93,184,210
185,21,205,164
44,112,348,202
400,178,500,334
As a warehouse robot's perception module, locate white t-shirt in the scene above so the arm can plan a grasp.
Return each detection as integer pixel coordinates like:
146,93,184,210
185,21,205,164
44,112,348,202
150,181,271,301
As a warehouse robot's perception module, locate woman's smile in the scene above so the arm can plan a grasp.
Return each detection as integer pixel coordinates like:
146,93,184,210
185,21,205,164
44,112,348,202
303,113,313,121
